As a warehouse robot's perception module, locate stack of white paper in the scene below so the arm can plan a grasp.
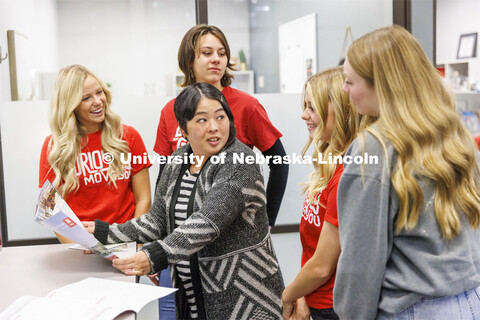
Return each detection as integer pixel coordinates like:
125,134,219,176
0,277,177,320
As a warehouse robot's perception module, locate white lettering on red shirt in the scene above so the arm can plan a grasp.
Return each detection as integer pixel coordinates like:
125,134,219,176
173,126,188,150
302,195,322,227
74,150,131,185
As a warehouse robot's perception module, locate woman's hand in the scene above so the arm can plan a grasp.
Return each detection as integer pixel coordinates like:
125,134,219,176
291,297,310,320
146,273,159,286
282,295,295,320
82,221,95,234
133,244,159,284
112,250,152,276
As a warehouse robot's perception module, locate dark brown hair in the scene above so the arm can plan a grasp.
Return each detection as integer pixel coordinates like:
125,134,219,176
178,24,235,88
174,82,236,147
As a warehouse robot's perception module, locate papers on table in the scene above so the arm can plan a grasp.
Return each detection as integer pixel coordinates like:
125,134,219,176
0,277,177,320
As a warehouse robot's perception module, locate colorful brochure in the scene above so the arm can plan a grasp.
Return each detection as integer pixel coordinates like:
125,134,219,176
35,180,122,261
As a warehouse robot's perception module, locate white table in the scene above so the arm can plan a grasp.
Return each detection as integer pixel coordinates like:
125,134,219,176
0,242,137,318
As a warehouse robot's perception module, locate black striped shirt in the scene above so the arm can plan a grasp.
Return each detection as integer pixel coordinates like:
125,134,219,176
174,170,199,319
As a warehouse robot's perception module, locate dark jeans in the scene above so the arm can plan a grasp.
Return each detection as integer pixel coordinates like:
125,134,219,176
309,307,339,320
158,266,176,319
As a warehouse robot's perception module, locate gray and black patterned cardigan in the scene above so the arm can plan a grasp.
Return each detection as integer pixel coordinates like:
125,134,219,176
94,139,284,319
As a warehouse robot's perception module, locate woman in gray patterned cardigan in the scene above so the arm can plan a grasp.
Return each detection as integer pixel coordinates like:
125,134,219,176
85,82,284,319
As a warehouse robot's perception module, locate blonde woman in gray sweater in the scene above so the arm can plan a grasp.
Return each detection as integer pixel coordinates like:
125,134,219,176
335,25,480,319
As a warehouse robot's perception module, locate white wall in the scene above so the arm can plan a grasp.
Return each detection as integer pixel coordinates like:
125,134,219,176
0,0,58,102
208,0,251,67
271,232,302,285
57,0,250,98
436,0,480,64
255,93,309,225
0,0,250,101
411,0,434,63
1,101,52,240
57,0,195,97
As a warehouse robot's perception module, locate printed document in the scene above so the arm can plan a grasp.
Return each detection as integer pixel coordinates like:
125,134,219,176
0,277,177,320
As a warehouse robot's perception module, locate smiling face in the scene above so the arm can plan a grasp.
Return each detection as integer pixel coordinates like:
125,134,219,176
301,88,335,142
74,75,106,133
182,97,230,161
192,33,228,91
343,58,379,117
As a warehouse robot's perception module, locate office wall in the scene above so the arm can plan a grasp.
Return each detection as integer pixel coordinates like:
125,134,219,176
255,93,310,225
436,0,480,64
1,101,52,240
249,0,393,93
57,0,196,98
57,0,250,98
411,0,434,63
208,0,251,68
0,0,250,100
0,0,58,102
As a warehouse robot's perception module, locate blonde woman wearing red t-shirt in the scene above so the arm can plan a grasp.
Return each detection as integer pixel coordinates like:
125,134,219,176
39,65,152,243
281,67,359,320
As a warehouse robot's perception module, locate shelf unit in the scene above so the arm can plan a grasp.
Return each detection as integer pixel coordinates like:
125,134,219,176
437,59,480,111
172,70,255,95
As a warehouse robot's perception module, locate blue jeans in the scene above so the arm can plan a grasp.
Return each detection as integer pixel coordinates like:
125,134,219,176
158,266,176,319
377,286,480,320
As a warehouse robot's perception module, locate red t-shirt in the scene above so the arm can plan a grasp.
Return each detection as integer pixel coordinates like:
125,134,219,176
475,135,480,149
39,124,151,224
299,165,343,309
153,86,282,155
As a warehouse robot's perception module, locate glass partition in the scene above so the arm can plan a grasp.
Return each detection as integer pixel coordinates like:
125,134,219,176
209,0,392,93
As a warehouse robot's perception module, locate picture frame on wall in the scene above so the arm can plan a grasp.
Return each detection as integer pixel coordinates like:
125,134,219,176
457,32,478,59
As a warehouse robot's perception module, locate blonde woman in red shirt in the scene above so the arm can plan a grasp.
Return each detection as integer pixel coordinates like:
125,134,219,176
281,67,359,320
39,65,151,243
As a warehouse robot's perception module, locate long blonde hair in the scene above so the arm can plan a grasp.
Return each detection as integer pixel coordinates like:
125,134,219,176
302,67,359,201
347,25,480,239
48,65,130,197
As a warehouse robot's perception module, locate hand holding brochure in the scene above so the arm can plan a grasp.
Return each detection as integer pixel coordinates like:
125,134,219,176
35,180,121,260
